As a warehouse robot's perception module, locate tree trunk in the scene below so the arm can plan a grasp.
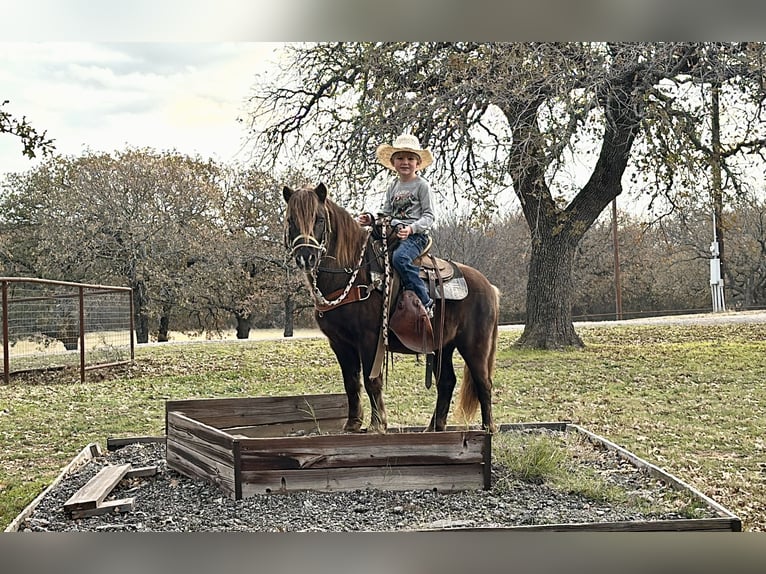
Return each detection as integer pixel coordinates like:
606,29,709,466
135,313,149,344
283,295,295,338
517,234,583,349
59,328,79,351
157,315,170,342
235,314,252,339
132,280,150,344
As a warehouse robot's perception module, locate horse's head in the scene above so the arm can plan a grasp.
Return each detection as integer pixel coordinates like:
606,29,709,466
282,183,331,272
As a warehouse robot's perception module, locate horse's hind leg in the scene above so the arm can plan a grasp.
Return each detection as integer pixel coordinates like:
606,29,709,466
329,340,365,432
460,346,496,433
425,348,457,432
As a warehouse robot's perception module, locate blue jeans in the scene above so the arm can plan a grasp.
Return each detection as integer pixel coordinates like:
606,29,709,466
392,233,431,307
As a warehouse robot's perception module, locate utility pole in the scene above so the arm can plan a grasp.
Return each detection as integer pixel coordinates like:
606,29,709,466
612,198,622,320
710,82,726,312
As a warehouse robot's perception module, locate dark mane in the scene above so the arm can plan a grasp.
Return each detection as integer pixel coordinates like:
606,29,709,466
326,199,365,269
286,185,363,269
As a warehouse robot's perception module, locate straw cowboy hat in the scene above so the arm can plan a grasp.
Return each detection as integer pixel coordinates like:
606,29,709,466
375,134,434,171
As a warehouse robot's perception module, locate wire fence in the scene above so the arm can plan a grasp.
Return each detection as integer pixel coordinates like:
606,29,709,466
1,278,134,383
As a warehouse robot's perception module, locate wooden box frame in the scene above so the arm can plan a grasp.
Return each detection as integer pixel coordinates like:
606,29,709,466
7,400,742,532
165,393,491,499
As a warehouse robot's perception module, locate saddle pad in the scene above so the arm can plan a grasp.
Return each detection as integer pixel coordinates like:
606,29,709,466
419,259,468,301
436,276,468,301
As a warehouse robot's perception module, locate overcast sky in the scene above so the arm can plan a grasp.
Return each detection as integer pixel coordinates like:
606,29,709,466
1,41,284,177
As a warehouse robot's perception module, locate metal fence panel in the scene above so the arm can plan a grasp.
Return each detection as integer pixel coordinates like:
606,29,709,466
1,278,133,383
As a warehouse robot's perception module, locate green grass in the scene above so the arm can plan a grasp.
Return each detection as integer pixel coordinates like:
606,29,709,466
2,323,766,530
491,431,709,519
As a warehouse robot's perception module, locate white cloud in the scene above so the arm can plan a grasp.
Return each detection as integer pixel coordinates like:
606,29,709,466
1,42,283,176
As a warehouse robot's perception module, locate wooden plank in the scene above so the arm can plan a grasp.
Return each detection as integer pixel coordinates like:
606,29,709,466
166,411,237,498
5,443,102,532
107,436,166,450
167,411,235,455
497,422,570,432
166,438,236,499
224,417,347,438
124,465,158,479
568,423,742,529
435,517,740,532
393,422,569,433
237,431,487,471
63,463,131,511
166,394,347,428
239,464,486,496
70,498,135,519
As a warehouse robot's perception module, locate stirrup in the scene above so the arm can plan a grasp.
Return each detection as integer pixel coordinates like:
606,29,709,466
419,236,433,257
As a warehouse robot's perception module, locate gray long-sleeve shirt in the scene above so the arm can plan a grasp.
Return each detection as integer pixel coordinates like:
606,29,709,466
379,176,435,234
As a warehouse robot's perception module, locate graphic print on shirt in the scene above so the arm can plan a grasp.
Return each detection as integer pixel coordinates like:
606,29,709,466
391,188,416,220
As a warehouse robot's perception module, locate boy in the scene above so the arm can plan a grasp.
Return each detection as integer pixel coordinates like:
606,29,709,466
358,134,436,316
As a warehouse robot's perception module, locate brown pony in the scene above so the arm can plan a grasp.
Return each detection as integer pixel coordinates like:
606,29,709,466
282,183,498,433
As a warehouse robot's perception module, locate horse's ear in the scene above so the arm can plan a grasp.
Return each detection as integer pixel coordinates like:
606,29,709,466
315,183,327,202
282,186,293,203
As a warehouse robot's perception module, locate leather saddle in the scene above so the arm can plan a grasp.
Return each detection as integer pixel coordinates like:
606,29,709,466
372,233,467,355
388,244,447,355
389,290,435,354
415,253,454,282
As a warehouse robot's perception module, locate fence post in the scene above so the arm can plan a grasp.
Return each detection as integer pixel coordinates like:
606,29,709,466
2,280,8,384
79,285,86,383
129,289,135,361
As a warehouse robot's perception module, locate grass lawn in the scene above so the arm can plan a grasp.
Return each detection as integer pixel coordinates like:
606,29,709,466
2,321,765,531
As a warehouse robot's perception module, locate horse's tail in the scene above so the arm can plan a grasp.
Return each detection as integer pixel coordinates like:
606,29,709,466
458,284,500,428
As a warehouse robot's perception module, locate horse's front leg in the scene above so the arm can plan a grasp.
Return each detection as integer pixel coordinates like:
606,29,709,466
425,348,457,432
329,340,365,433
363,373,387,433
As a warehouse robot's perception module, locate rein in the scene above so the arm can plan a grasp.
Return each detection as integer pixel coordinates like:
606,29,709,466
309,226,372,313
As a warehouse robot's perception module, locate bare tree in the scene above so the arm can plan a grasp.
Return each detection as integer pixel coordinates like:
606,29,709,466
433,210,529,323
725,196,766,308
1,148,223,343
247,42,766,348
185,165,305,338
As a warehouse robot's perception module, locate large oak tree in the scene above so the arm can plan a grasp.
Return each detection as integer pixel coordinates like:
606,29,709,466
247,42,766,348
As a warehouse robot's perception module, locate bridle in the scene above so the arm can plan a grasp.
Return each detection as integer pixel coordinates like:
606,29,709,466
287,204,331,262
287,204,371,311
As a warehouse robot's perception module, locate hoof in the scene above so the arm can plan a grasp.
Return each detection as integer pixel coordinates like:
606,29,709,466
367,423,387,435
343,420,363,433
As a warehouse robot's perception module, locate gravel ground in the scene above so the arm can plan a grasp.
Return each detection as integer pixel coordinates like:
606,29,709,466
14,430,721,532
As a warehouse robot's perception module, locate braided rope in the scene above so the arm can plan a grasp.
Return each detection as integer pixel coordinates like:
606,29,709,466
381,222,391,349
310,227,371,308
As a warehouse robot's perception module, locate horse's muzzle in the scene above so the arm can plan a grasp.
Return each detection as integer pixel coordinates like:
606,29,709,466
293,247,320,271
